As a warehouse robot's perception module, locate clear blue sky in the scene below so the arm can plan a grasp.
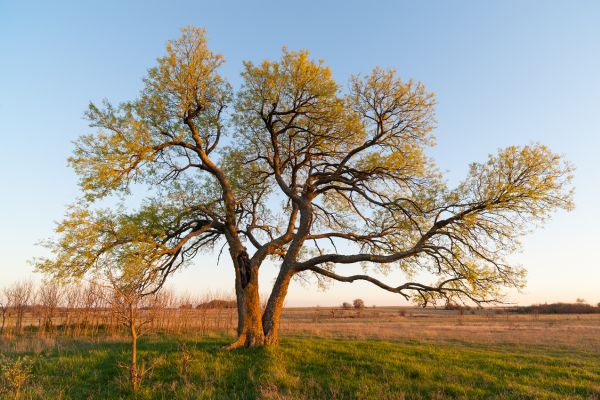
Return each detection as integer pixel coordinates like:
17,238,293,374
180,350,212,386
1,0,599,306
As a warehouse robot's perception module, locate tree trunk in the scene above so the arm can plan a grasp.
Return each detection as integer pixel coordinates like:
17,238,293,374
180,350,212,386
261,198,313,346
131,330,138,391
234,273,244,336
227,248,264,348
262,270,293,345
0,309,5,336
130,305,139,392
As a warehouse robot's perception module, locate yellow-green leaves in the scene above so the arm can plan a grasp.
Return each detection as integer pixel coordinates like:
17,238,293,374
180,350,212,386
235,49,360,158
47,26,576,308
69,27,234,201
35,204,168,282
70,102,156,200
462,144,574,219
349,67,436,148
238,48,338,116
144,26,226,119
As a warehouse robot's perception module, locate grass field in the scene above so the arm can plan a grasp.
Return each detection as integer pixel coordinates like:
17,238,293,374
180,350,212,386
1,309,600,399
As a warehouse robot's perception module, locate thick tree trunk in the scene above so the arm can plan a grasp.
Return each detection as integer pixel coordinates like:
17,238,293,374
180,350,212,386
227,248,265,348
228,198,312,349
234,277,244,336
262,270,293,345
261,198,313,346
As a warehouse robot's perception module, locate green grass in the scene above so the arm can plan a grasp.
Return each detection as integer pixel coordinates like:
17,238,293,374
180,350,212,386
2,335,599,399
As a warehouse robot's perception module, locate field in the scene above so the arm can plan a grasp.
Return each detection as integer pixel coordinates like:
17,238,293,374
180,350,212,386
1,307,600,399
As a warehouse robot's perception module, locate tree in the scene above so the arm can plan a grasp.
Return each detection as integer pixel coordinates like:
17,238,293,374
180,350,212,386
0,290,8,336
37,208,167,391
37,26,574,348
3,281,34,335
108,275,159,393
353,299,365,309
37,281,62,336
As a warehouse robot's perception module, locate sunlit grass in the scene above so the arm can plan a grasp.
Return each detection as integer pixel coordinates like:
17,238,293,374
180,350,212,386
2,335,599,399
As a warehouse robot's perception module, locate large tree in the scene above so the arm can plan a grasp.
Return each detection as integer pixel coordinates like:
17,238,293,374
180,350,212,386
37,27,574,348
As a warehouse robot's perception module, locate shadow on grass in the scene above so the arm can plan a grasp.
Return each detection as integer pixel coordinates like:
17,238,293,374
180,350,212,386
26,339,131,398
186,337,278,399
126,336,279,399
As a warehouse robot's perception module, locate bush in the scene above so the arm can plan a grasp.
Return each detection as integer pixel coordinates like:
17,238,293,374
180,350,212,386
196,299,237,309
0,355,32,398
342,302,352,309
353,299,365,309
445,302,471,311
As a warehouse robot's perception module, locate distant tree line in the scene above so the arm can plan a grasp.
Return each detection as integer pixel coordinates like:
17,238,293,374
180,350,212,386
510,301,600,314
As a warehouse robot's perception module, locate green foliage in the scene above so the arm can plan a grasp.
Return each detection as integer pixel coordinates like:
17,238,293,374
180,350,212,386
0,355,32,399
35,204,169,284
38,25,576,311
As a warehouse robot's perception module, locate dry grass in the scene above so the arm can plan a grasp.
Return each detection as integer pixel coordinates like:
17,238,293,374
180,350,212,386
1,308,599,398
4,305,600,352
278,307,600,352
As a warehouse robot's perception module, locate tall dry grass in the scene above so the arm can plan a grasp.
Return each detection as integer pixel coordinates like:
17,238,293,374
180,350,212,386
2,280,600,353
0,281,238,341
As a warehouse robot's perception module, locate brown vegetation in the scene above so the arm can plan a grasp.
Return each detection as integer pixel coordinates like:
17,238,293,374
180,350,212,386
275,306,600,352
0,281,237,340
2,281,599,355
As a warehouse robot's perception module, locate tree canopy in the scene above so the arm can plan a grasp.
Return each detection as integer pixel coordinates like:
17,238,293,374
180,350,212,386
37,26,574,347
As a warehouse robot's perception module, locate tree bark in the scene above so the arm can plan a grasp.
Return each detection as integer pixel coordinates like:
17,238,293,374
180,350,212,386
262,270,293,345
227,248,265,348
129,305,139,392
260,197,313,346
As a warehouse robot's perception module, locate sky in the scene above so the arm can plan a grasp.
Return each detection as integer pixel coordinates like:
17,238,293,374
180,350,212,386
1,0,599,307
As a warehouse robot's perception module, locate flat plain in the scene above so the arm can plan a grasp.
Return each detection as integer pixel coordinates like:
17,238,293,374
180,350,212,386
1,307,600,399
